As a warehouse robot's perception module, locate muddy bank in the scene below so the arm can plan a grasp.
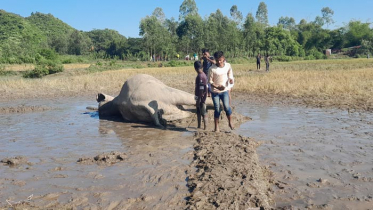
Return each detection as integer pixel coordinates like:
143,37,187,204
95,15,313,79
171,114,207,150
187,132,273,209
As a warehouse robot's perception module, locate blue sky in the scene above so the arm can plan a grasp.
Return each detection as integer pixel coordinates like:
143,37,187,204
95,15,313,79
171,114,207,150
2,0,372,38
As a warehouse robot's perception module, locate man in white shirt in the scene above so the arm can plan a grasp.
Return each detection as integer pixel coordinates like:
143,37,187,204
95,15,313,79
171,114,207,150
208,51,234,132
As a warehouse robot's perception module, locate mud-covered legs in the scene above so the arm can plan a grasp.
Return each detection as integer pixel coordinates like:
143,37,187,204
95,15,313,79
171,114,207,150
212,91,234,132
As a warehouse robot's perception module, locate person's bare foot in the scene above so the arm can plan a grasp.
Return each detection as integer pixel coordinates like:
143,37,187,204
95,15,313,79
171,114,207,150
229,123,234,130
214,128,220,132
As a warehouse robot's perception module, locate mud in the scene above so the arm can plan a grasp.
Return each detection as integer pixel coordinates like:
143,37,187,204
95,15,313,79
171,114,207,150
236,99,373,209
1,95,372,209
187,132,273,209
0,97,272,209
77,151,127,166
0,105,51,114
1,156,30,167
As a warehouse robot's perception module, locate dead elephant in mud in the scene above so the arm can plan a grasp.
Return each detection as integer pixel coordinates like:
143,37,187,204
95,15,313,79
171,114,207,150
97,74,200,127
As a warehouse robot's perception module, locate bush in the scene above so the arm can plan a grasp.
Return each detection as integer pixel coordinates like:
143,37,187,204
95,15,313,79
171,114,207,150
167,60,178,67
307,48,326,60
23,60,64,78
62,58,73,64
272,55,292,62
23,65,49,78
304,55,315,60
162,60,192,67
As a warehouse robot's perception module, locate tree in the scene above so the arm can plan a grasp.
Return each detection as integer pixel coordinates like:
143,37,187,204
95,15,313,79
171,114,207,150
321,7,334,28
176,15,204,54
264,26,302,56
256,2,268,26
230,5,243,25
314,16,324,27
86,29,126,53
243,13,258,56
179,0,198,21
139,15,163,58
344,20,373,47
277,16,296,30
152,7,166,25
67,30,92,55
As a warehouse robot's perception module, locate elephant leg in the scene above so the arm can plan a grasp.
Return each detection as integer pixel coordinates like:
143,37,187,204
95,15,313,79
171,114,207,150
138,100,166,128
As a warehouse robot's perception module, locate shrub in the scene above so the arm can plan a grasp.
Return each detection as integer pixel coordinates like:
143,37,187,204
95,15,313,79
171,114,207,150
23,65,49,78
23,60,64,78
273,55,292,62
62,58,73,64
167,60,178,67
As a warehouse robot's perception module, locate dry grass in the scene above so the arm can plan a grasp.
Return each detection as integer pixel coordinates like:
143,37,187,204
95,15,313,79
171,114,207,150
1,59,372,110
233,58,373,110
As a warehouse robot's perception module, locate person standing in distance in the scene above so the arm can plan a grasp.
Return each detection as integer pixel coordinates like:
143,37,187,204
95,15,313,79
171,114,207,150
208,51,234,132
256,53,261,70
265,54,271,72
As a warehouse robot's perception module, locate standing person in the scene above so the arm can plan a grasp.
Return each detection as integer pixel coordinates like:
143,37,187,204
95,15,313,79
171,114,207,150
256,53,261,70
194,52,198,61
194,61,208,130
201,48,215,97
265,54,271,72
208,51,234,132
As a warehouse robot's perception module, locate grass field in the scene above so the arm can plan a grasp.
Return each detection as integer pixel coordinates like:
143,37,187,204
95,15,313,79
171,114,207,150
1,59,372,110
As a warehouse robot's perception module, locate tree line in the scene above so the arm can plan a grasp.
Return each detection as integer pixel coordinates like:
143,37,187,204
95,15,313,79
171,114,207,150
0,1,372,64
139,1,373,61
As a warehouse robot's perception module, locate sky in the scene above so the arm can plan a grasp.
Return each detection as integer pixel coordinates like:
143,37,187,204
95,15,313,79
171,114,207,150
2,0,372,38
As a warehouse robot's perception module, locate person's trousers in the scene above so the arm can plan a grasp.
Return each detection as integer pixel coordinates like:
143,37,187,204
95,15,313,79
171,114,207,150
211,91,232,118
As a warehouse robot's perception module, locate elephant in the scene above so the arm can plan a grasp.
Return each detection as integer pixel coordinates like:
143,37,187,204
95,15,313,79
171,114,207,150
96,74,201,127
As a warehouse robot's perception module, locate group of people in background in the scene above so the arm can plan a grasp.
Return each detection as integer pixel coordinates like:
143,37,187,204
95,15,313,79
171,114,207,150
185,53,199,61
256,53,271,71
194,49,234,132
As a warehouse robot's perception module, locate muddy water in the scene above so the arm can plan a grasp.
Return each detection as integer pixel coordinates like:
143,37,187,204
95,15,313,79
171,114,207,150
236,102,373,209
1,97,372,209
0,97,194,209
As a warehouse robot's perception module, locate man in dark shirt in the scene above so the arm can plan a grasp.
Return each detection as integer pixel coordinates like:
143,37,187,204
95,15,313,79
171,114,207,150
194,61,208,130
201,48,215,97
256,53,261,70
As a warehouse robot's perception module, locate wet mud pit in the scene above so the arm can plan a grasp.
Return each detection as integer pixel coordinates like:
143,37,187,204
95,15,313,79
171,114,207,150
1,97,372,209
236,101,373,209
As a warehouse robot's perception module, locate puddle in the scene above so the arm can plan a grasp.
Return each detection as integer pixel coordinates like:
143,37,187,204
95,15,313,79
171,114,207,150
236,102,373,209
0,97,193,208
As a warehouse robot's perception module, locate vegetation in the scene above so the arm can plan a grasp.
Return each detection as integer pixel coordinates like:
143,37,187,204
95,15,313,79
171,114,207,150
1,1,372,67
